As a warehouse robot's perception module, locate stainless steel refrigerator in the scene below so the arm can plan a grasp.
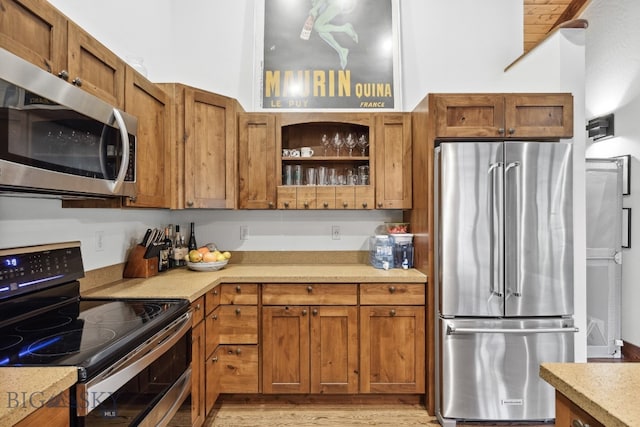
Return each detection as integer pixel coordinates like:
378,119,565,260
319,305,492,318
434,141,577,426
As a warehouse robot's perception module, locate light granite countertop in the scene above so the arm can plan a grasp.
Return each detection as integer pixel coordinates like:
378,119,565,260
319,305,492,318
84,264,427,302
540,362,640,427
0,367,77,426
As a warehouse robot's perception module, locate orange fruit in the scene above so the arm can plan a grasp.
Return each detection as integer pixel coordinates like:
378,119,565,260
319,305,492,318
197,247,210,255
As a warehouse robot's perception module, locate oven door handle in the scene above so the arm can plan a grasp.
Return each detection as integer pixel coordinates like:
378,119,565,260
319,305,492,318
77,310,192,417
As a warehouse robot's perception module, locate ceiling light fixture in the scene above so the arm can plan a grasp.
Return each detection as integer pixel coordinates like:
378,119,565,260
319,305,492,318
586,113,614,141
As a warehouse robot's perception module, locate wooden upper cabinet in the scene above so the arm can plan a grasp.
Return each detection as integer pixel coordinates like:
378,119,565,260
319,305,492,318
67,22,125,108
238,113,277,209
124,67,171,208
375,113,412,209
434,93,573,139
0,0,68,75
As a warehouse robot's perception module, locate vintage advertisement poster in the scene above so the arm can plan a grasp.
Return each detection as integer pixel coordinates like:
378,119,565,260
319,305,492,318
262,0,396,110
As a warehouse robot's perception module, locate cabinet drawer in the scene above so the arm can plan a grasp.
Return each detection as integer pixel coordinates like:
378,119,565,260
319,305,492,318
360,283,425,305
191,296,205,325
262,284,357,305
209,305,258,346
213,345,259,393
219,283,258,305
205,287,221,315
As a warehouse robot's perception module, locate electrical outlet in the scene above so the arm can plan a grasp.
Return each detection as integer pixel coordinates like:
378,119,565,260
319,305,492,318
332,225,341,240
240,225,249,240
95,231,105,251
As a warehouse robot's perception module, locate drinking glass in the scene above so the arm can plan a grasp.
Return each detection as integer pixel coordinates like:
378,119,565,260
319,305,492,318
345,133,357,156
321,134,331,156
332,132,344,157
357,134,369,156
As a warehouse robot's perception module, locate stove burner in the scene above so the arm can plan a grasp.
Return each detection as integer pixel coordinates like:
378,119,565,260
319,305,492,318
84,303,163,324
15,315,73,332
0,335,23,351
27,328,117,357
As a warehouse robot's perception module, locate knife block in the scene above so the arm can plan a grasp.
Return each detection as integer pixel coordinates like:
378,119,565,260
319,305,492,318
123,245,158,278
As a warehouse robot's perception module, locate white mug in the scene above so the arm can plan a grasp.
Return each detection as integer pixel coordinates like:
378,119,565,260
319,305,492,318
300,147,314,157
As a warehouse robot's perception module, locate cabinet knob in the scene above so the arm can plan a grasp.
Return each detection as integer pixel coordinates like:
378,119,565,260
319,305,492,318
211,356,218,363
187,200,194,207
508,128,515,135
236,285,242,293
195,303,201,311
343,201,348,208
324,202,329,208
307,286,313,293
235,308,241,315
213,289,218,296
312,309,318,316
72,77,82,87
236,348,242,355
57,70,69,80
498,127,505,135
572,420,590,427
362,202,368,208
268,201,274,208
304,201,309,208
212,314,218,320
128,196,137,203
302,309,308,316
389,309,396,316
284,201,290,208
377,202,383,208
389,286,396,294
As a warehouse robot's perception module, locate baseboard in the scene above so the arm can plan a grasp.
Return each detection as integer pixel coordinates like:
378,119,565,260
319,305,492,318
622,340,640,361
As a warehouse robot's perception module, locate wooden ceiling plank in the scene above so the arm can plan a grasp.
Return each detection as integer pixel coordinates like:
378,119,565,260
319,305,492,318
550,0,591,29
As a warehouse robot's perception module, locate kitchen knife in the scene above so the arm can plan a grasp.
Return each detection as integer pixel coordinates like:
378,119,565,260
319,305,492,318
141,228,152,246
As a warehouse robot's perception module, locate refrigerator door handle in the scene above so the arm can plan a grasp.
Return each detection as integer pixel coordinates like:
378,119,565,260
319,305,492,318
505,160,522,297
446,325,579,335
488,162,503,297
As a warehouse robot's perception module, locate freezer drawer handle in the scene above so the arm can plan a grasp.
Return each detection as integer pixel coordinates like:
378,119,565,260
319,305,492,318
446,325,579,335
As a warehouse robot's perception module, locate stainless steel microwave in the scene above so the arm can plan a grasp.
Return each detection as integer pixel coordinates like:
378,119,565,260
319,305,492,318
0,48,136,199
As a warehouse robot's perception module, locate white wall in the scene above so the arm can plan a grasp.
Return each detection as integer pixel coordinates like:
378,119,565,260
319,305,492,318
2,1,588,360
582,0,640,347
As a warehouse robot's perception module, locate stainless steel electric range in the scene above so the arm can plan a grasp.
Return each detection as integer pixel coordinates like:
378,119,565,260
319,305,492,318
0,241,192,426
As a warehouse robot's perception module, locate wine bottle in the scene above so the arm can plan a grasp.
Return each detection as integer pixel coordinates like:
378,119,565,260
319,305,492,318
172,225,187,267
158,227,171,272
188,222,197,251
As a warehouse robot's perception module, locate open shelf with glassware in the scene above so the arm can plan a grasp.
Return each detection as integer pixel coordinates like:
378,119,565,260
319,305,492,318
277,115,374,210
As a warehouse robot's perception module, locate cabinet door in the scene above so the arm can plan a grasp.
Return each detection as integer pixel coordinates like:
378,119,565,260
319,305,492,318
310,306,358,394
0,0,67,75
375,113,412,209
359,306,425,393
14,389,69,427
205,348,220,415
67,22,125,108
238,113,277,209
555,391,604,427
213,345,259,393
505,94,573,138
184,88,237,208
212,305,258,344
262,306,310,393
434,94,505,138
124,67,171,208
190,319,206,427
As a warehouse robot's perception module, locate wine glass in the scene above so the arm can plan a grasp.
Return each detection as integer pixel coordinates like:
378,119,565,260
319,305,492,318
357,134,369,156
321,134,331,156
332,132,344,157
345,133,357,156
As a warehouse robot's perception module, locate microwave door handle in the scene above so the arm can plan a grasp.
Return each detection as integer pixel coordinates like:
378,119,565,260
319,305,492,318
110,108,130,194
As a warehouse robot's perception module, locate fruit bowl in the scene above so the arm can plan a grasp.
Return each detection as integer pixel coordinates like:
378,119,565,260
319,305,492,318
187,259,228,272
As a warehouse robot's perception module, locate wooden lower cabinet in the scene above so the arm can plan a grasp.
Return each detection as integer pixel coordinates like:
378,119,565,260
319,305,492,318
189,297,206,427
359,305,425,393
14,389,69,427
262,305,358,394
555,391,604,427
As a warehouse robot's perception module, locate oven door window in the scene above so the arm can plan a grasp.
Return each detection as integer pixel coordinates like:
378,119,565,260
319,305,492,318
80,330,191,426
0,80,127,180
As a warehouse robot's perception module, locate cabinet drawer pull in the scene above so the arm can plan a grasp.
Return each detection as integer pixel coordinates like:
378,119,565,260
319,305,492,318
236,348,242,355
343,201,348,208
572,420,590,427
390,309,396,316
302,309,308,316
389,286,396,294
312,309,318,316
235,308,241,315
362,202,368,208
307,286,313,293
323,202,329,208
228,348,242,355
213,289,218,296
194,303,201,311
72,77,82,87
304,201,309,208
211,356,218,363
284,201,290,208
236,285,242,293
212,314,218,320
57,70,69,80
